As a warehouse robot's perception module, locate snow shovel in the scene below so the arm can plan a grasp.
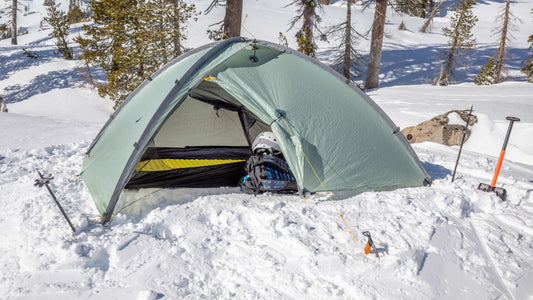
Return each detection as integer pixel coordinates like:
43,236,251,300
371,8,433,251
478,116,520,201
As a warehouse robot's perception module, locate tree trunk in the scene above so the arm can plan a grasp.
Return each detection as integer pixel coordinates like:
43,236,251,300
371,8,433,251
364,0,387,89
438,47,456,85
302,1,315,56
303,2,314,38
11,0,17,45
493,0,510,83
439,23,460,85
343,0,352,79
85,61,94,86
439,2,471,86
69,0,74,14
223,0,242,38
420,0,445,33
173,0,181,55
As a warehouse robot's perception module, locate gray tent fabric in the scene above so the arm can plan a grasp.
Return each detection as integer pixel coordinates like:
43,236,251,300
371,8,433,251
81,37,431,223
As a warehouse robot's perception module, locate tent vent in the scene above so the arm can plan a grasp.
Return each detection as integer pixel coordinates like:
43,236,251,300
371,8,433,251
275,109,286,119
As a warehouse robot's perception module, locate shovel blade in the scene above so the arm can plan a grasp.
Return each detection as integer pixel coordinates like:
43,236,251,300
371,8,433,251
478,183,507,201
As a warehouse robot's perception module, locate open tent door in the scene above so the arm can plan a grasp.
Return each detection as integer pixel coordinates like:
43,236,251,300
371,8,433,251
126,80,271,189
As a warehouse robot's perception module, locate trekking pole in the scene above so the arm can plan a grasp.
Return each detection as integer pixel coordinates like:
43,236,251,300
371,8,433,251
451,106,473,182
34,169,76,232
478,116,520,201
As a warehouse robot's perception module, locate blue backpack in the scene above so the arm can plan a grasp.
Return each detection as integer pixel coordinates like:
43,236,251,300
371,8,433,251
240,154,298,195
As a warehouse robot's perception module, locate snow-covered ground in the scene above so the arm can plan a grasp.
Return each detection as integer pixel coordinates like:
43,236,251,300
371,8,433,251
1,0,533,299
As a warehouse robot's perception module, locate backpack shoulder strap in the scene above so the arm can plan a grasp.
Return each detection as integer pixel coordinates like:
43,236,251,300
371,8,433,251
257,155,292,173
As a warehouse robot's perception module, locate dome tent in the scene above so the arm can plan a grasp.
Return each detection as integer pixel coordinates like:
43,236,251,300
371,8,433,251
81,37,431,224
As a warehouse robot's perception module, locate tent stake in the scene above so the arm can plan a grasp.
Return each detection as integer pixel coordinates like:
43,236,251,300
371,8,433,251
362,231,380,258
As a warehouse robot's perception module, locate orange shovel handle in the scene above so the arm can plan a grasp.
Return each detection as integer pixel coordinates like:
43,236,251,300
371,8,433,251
490,150,505,187
489,117,520,188
364,242,372,255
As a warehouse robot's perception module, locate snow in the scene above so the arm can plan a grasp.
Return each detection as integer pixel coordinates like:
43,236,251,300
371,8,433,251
1,0,533,299
447,111,465,125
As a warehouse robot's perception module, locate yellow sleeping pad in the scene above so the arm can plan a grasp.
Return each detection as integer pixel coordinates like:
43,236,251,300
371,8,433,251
136,158,246,172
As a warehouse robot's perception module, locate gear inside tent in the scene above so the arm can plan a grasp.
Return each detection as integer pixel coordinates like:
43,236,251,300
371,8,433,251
80,37,431,224
126,78,271,190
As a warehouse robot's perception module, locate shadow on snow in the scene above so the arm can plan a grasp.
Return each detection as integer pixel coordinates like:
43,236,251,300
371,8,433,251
372,44,530,88
1,45,106,103
3,69,82,103
423,162,452,181
0,46,59,82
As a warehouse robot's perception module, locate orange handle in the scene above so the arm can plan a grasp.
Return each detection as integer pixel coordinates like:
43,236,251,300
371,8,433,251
491,150,506,187
364,242,372,255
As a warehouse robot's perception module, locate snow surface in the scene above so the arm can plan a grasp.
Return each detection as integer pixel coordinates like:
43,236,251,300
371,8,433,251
1,0,533,299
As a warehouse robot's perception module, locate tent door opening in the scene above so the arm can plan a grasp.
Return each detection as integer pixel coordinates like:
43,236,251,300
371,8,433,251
125,82,270,189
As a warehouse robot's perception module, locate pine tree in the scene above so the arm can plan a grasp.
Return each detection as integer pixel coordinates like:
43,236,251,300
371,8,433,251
342,0,353,79
326,0,364,80
288,0,322,57
0,24,8,39
522,33,533,82
474,57,495,85
396,0,435,18
69,0,75,14
419,0,445,33
278,32,289,47
493,0,516,83
143,0,196,65
365,0,388,89
171,0,197,55
398,21,407,30
76,0,196,108
11,0,17,45
68,4,85,24
43,0,73,60
437,0,478,86
296,28,315,56
205,0,242,40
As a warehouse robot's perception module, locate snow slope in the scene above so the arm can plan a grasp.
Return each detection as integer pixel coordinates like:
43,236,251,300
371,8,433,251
1,0,533,299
